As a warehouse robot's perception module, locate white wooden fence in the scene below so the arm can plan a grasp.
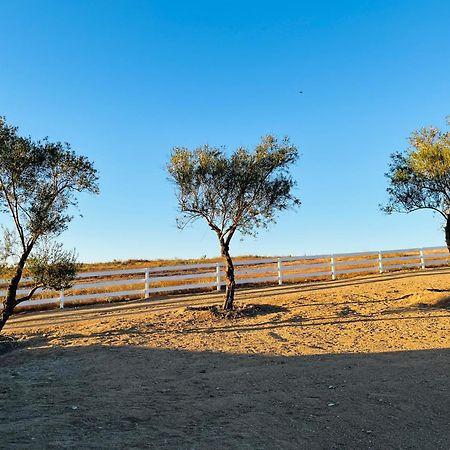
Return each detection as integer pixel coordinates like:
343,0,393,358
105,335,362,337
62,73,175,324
2,245,449,310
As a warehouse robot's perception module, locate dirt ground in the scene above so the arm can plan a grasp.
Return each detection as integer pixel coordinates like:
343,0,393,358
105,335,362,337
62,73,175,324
1,269,450,449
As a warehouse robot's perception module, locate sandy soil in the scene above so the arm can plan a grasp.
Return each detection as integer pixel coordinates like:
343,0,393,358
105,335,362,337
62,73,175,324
1,269,450,449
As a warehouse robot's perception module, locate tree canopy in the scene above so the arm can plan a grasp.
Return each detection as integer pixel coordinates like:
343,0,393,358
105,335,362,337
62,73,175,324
382,125,450,249
0,117,99,331
169,135,300,240
0,118,99,247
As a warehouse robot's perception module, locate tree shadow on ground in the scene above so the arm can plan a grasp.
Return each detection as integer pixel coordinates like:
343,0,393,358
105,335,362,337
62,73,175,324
169,310,449,337
383,295,450,315
1,342,449,450
0,336,18,355
0,334,48,356
21,307,448,344
186,303,289,319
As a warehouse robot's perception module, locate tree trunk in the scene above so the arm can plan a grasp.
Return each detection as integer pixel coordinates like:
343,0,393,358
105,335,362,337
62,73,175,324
220,241,235,310
445,215,450,254
0,247,32,333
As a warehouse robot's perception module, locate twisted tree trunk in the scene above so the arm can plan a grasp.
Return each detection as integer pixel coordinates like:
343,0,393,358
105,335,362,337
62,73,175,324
220,240,235,310
0,246,32,333
445,215,450,254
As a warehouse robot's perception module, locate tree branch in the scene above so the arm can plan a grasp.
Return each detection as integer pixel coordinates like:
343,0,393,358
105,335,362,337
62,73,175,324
15,284,42,305
0,175,26,250
395,205,447,219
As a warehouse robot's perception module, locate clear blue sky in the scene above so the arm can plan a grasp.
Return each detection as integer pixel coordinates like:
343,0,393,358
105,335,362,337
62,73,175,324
1,0,449,262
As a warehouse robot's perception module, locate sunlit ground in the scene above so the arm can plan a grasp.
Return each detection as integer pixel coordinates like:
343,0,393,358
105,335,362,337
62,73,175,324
1,270,449,449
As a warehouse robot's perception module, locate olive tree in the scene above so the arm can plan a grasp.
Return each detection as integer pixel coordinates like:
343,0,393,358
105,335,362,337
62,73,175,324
382,125,450,251
167,135,300,310
0,117,99,332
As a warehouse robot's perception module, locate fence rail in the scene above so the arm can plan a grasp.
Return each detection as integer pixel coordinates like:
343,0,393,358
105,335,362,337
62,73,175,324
1,245,449,311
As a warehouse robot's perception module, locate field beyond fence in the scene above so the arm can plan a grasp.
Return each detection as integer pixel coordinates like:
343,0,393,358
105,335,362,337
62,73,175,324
2,246,449,312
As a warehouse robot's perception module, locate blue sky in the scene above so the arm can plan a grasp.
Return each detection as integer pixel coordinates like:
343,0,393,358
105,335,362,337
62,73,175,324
1,0,449,262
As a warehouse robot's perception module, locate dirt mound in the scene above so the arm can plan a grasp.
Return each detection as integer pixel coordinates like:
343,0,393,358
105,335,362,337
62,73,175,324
185,303,288,320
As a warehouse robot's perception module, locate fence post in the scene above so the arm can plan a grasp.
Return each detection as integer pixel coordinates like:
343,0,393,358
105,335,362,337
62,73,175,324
216,263,221,291
144,268,150,298
330,255,336,280
277,258,283,285
59,289,65,309
378,251,383,274
419,249,425,270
